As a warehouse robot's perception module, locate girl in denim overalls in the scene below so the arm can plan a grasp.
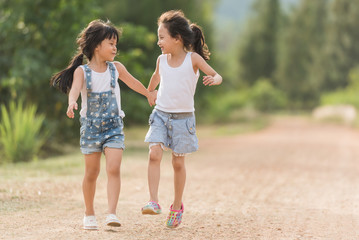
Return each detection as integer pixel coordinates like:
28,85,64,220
141,10,222,228
51,20,156,230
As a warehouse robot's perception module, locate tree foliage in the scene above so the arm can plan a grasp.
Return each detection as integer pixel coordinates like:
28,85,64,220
238,0,280,85
236,0,359,110
275,0,328,108
321,0,359,90
0,0,100,140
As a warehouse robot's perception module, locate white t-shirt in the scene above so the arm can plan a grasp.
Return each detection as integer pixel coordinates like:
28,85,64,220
79,63,125,118
155,52,200,113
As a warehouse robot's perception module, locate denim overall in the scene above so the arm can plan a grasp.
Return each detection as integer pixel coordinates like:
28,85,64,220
79,63,125,154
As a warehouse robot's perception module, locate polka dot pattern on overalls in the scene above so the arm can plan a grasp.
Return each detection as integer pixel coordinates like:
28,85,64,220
79,63,125,154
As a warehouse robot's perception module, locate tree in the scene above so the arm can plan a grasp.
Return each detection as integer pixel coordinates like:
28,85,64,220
275,0,328,109
0,0,100,140
320,0,359,91
238,0,281,85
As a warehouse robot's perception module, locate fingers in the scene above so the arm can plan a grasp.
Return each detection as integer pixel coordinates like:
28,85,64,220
67,108,74,118
66,103,77,118
147,90,157,106
203,76,214,86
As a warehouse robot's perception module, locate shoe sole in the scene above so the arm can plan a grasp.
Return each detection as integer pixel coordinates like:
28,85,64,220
166,224,180,228
142,208,161,215
106,222,121,227
83,226,99,230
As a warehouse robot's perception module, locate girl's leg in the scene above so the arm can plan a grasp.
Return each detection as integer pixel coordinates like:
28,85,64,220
83,152,102,216
148,145,163,202
172,154,186,210
104,147,123,214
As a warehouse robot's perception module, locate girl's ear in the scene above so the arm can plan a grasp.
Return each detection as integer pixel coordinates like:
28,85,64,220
94,43,101,53
175,34,182,43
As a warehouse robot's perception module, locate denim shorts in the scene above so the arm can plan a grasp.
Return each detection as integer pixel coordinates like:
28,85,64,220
144,109,198,154
80,117,125,154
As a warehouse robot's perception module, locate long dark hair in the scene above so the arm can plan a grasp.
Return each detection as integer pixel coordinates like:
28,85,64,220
51,19,121,94
158,10,210,61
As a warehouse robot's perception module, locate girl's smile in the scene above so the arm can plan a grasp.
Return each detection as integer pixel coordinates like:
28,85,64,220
157,23,178,54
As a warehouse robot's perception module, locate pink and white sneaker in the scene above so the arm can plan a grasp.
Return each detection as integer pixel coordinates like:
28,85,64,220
141,201,162,215
166,203,184,228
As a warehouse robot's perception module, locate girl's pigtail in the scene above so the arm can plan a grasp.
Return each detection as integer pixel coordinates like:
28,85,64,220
51,52,84,94
190,23,210,61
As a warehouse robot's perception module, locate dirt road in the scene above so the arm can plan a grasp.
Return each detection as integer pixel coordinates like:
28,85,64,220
1,117,359,239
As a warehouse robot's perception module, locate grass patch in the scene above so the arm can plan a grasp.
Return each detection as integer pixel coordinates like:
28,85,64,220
0,152,84,180
197,117,269,138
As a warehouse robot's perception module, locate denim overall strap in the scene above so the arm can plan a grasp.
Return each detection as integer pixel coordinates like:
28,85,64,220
107,62,116,93
83,64,92,92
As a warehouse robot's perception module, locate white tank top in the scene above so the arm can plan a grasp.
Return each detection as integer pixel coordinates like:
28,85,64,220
79,63,125,118
155,52,200,113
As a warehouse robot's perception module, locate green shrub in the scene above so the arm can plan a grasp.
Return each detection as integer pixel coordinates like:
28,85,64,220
204,90,250,123
320,68,359,109
202,79,288,123
321,90,359,109
250,79,287,112
0,101,47,163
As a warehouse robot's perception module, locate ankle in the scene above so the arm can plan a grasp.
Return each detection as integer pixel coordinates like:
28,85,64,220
172,202,182,210
85,211,95,216
149,199,159,203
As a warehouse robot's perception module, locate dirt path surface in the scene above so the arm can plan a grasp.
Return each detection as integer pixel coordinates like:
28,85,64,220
2,117,359,239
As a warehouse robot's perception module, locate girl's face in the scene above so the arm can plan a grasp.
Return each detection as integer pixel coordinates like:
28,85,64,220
157,23,178,54
95,37,117,61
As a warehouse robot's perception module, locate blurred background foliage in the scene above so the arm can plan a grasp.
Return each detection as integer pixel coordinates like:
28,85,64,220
1,0,359,162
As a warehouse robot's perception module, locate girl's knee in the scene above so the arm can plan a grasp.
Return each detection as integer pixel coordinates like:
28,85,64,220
85,168,100,181
172,158,185,171
106,163,121,176
149,146,162,163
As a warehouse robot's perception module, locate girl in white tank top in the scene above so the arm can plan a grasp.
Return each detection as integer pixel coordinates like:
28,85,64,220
155,52,199,113
142,10,223,228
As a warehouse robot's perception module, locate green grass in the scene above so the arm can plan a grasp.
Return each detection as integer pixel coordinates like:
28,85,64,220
0,153,84,180
197,117,269,138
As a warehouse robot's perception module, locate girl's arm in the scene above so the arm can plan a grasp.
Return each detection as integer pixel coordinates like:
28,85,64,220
147,56,161,91
114,61,156,106
67,67,84,119
191,53,222,86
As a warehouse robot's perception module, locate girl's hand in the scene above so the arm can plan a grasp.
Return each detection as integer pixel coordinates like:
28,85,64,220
203,75,216,86
67,102,78,118
203,74,222,86
147,90,157,107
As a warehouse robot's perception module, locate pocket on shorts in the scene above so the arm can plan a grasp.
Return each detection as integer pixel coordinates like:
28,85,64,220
80,125,86,136
186,118,196,135
80,118,88,136
113,117,123,127
148,112,155,125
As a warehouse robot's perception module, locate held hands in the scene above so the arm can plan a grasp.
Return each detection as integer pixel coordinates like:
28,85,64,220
147,90,157,107
67,102,78,118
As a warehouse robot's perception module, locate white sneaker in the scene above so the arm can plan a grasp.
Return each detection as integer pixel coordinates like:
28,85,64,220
83,215,98,230
105,214,121,227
